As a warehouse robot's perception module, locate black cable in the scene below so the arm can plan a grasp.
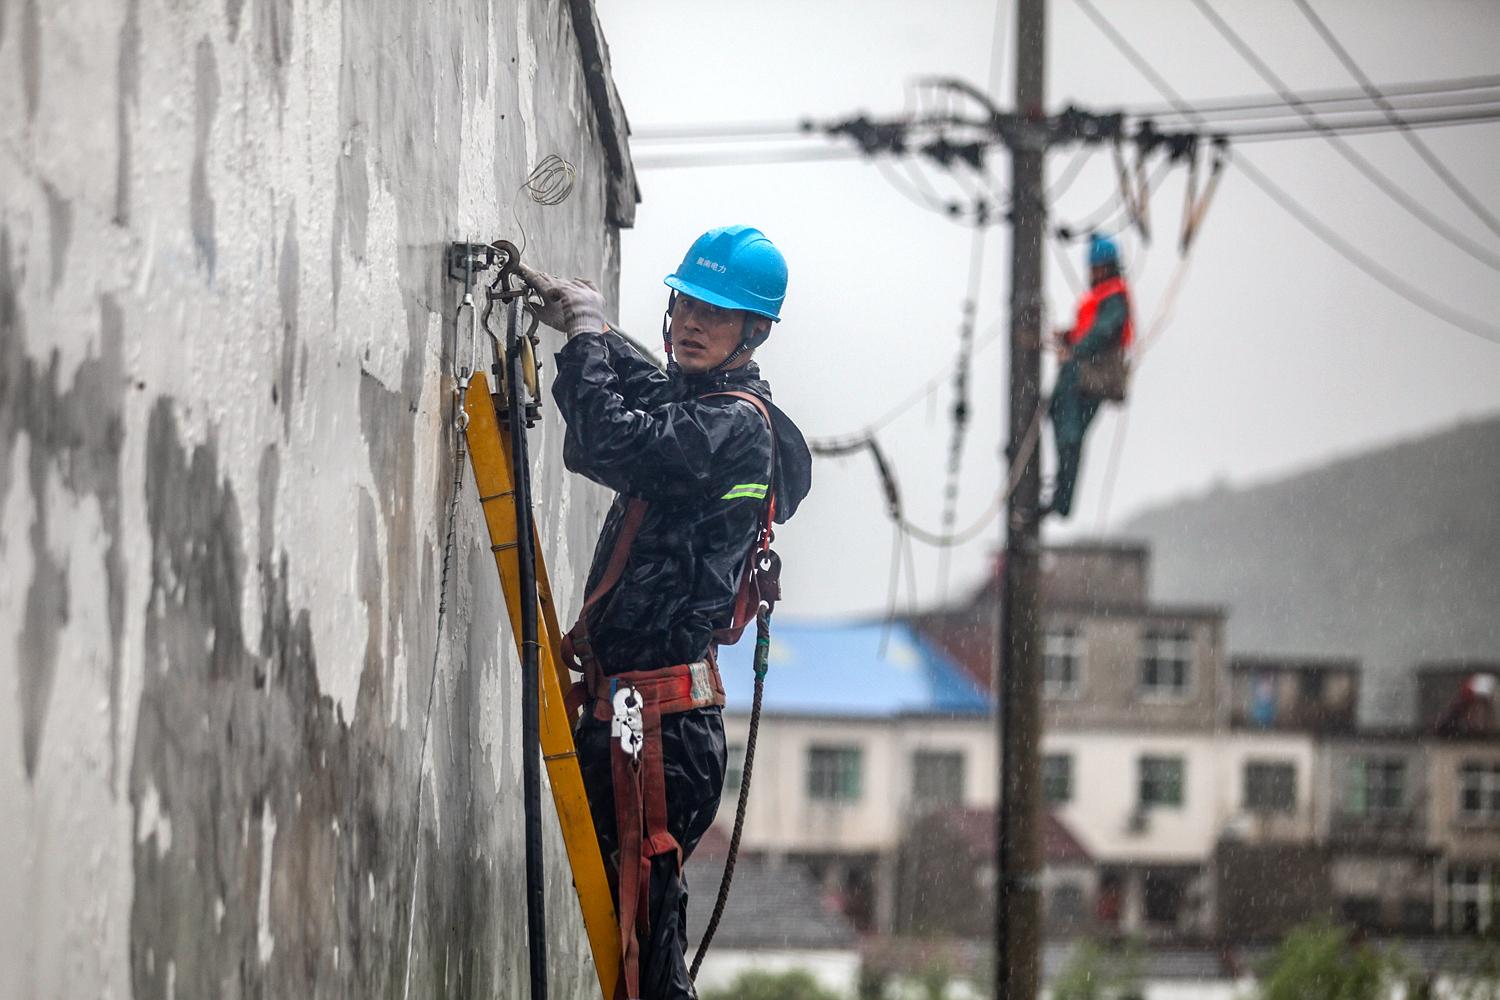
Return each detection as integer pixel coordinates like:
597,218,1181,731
1057,156,1172,241
1072,0,1500,348
1293,0,1500,239
937,227,988,601
506,302,549,1000
1188,0,1500,272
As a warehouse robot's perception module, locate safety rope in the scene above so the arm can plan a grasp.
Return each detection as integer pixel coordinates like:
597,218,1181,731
690,604,772,980
400,272,474,999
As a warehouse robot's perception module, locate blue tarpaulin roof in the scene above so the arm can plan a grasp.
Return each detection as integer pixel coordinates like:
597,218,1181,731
715,619,990,717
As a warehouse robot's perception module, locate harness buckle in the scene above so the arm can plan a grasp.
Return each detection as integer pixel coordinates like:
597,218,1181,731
612,686,645,762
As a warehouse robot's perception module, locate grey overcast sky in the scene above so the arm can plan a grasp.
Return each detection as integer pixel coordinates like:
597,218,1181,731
593,0,1500,618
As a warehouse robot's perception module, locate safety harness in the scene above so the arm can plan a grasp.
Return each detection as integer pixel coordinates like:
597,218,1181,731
561,389,781,1000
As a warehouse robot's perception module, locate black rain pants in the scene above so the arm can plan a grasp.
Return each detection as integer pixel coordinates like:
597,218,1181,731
576,705,727,1000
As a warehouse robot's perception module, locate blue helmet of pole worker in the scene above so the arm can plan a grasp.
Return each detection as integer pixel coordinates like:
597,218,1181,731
1087,233,1120,269
664,225,788,322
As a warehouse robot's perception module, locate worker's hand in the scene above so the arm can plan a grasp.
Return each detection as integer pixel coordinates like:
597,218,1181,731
514,262,607,337
1057,345,1074,363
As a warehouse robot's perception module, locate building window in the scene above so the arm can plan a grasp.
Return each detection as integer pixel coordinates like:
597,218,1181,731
1049,883,1087,928
1138,756,1185,808
725,743,746,794
807,746,862,803
1458,762,1500,820
1042,753,1073,805
1298,670,1326,702
1139,629,1193,699
1243,760,1297,813
1347,757,1406,816
912,750,965,807
1143,869,1189,924
1448,864,1500,933
1043,626,1084,698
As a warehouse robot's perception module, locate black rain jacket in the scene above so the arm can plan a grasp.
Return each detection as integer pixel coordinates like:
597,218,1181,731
552,330,812,674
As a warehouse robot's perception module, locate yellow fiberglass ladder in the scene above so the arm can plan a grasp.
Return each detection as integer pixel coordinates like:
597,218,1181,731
449,240,620,1000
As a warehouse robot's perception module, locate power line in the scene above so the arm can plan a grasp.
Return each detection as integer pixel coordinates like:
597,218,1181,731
1293,0,1500,239
632,145,866,170
1071,0,1500,348
1133,76,1500,121
1221,105,1500,142
1188,0,1500,273
633,104,1500,172
633,77,1500,144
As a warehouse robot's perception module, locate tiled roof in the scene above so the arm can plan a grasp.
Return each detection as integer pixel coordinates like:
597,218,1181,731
685,842,859,951
911,806,1092,865
716,619,990,717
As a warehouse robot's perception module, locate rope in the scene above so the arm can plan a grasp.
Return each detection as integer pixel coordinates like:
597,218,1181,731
690,606,772,979
400,386,468,999
903,400,1045,547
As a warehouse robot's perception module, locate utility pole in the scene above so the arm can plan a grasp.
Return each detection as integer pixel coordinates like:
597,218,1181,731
996,0,1045,996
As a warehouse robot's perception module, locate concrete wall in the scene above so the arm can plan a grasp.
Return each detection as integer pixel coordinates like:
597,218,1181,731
1042,611,1226,733
1,1,628,996
1425,741,1500,861
1213,731,1319,844
1047,731,1223,864
720,713,996,855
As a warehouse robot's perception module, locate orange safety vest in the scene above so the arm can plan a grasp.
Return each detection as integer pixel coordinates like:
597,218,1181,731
1068,276,1135,350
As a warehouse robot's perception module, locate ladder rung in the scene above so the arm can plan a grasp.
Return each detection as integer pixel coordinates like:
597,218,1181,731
544,750,579,763
479,490,516,503
492,542,519,553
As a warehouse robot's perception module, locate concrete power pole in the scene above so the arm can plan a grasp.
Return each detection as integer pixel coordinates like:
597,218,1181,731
996,0,1045,997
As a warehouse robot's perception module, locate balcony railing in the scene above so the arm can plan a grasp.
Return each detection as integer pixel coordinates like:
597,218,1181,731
1328,806,1428,845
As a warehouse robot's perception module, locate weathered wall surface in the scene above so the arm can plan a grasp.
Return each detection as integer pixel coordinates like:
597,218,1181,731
0,1,629,995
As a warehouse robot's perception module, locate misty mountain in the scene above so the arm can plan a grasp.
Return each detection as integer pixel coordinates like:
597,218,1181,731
1120,414,1500,723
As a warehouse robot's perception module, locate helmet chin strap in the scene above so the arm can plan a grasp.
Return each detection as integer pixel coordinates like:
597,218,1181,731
706,317,760,376
661,291,681,376
664,294,767,379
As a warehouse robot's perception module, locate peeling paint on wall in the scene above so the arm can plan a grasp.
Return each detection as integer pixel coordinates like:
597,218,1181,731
1,0,631,995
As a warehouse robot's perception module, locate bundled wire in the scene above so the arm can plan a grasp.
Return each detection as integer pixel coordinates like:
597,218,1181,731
513,153,578,255
521,153,577,206
936,227,987,600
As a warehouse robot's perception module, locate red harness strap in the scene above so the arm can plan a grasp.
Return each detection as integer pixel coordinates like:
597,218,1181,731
561,390,776,999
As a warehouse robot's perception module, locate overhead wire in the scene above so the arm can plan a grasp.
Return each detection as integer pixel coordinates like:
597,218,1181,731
1071,0,1500,348
1217,106,1500,142
1292,0,1500,240
1126,73,1500,119
937,226,989,600
1187,0,1500,273
632,78,1500,148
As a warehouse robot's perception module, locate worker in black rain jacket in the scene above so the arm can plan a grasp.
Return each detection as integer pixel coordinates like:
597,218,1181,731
1044,233,1134,519
517,224,812,1000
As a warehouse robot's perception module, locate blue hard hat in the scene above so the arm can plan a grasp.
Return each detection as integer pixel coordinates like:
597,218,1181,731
664,225,788,322
1088,233,1120,267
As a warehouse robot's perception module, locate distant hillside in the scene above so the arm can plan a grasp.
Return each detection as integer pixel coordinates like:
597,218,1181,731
1122,415,1500,723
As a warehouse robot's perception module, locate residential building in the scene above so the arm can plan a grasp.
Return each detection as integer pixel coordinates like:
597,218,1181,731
715,620,992,929
1230,654,1360,733
714,542,1500,945
1317,731,1437,933
1418,662,1500,934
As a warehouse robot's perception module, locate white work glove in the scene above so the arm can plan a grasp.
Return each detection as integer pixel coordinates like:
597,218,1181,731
514,262,608,337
